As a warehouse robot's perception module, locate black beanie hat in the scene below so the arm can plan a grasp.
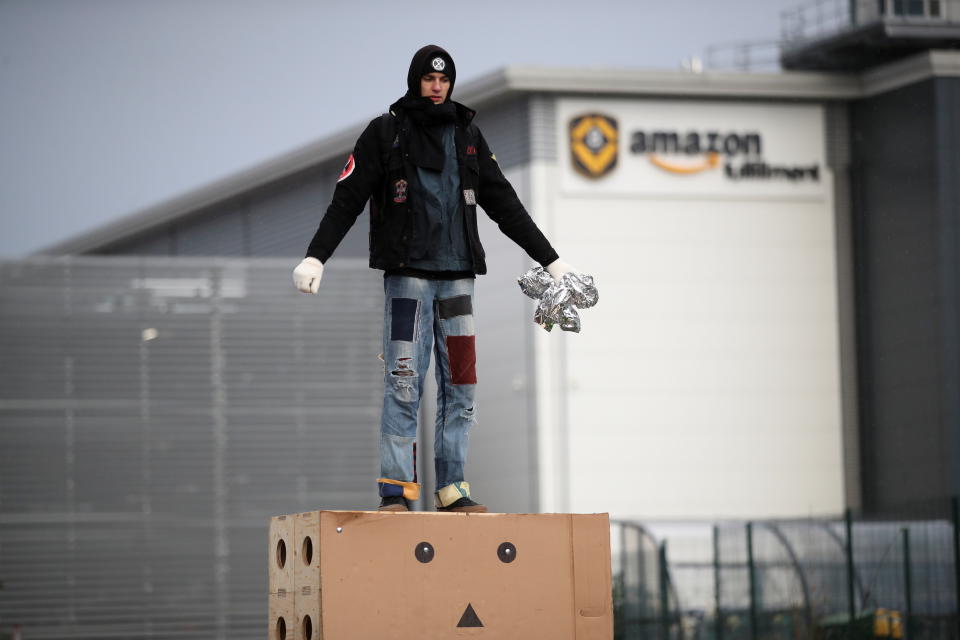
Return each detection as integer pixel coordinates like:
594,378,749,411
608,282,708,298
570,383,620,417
406,44,456,99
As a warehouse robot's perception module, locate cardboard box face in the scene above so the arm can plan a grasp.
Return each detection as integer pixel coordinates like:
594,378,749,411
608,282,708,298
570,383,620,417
311,511,612,640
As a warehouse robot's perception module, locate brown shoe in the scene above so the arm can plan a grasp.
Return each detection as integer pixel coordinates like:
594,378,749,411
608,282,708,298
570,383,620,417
378,496,409,511
437,497,488,513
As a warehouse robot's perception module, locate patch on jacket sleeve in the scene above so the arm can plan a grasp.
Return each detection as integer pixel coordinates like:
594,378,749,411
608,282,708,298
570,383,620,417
393,179,408,203
337,154,356,182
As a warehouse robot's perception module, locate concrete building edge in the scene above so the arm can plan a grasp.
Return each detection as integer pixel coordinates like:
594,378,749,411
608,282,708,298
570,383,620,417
825,101,863,512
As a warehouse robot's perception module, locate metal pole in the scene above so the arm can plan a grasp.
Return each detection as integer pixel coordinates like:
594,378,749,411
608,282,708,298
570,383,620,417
619,524,626,639
902,527,912,640
714,525,724,640
637,526,646,639
659,541,670,640
747,522,758,640
846,508,857,639
952,496,960,639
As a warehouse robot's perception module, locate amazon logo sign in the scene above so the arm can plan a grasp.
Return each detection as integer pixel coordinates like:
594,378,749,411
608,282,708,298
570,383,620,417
569,114,820,183
631,129,760,175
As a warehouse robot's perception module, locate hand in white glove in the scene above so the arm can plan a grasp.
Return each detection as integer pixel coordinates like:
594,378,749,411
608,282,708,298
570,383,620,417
293,257,324,294
545,258,576,283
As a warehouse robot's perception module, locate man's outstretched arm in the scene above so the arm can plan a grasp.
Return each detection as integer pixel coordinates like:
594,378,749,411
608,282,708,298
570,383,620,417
294,118,384,294
475,130,579,280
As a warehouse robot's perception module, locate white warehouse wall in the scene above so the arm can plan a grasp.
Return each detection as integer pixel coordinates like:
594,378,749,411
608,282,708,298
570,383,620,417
535,97,846,519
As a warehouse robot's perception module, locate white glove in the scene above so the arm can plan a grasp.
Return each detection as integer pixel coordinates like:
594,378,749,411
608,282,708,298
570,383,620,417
293,257,324,294
545,258,576,283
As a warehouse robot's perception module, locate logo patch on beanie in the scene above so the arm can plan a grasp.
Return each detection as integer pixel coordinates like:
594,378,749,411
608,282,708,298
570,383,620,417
431,57,446,71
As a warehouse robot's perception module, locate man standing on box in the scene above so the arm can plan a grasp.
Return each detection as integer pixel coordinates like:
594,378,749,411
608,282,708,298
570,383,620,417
293,45,577,512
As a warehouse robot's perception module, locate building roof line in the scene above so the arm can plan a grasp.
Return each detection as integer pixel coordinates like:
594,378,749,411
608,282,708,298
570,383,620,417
501,64,861,99
861,48,960,96
37,55,959,255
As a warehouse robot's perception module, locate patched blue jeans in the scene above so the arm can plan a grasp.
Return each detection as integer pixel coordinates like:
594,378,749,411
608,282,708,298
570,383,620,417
378,275,478,500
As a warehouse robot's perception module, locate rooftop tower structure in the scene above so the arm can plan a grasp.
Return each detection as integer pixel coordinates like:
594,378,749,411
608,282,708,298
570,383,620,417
781,0,960,69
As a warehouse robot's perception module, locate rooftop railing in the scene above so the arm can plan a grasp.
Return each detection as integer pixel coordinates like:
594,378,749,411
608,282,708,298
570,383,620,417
781,0,960,45
704,40,783,72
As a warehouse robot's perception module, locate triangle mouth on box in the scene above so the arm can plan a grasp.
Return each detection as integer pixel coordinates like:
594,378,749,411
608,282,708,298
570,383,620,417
457,603,484,628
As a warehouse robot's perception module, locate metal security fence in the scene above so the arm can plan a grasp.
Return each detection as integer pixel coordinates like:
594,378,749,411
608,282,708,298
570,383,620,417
0,256,383,640
612,522,684,640
612,507,960,640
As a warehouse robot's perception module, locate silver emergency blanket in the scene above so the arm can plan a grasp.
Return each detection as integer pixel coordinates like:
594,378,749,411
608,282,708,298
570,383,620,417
517,267,599,333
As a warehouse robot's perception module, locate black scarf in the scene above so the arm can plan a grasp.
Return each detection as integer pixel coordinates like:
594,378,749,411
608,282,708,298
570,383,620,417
395,94,458,171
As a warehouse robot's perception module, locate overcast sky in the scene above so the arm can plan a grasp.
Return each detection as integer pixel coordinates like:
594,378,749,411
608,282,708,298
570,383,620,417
0,0,802,257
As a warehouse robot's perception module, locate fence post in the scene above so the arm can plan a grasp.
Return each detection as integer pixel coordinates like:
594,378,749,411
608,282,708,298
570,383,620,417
953,496,960,639
659,540,670,640
902,527,912,640
746,522,758,640
714,525,724,640
846,508,856,639
637,525,646,638
618,524,627,639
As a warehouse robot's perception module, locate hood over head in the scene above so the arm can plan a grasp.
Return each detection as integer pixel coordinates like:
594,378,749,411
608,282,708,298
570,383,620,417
406,44,456,100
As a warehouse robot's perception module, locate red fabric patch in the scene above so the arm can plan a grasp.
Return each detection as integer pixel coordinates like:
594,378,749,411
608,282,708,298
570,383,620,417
466,145,477,155
337,154,355,182
446,335,477,385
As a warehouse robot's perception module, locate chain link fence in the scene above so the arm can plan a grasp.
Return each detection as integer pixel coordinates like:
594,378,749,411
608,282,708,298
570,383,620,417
613,503,960,640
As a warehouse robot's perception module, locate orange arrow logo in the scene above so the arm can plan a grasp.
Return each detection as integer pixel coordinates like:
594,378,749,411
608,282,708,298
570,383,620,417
648,152,721,175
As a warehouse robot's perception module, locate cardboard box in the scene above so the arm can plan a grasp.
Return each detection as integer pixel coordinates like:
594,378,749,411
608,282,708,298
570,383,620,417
268,591,295,640
268,514,294,595
294,511,322,640
268,515,297,639
267,511,613,640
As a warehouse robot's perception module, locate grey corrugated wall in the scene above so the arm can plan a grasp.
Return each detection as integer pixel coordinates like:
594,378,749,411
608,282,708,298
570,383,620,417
0,256,383,639
529,94,557,162
472,96,531,170
99,161,369,260
0,243,548,637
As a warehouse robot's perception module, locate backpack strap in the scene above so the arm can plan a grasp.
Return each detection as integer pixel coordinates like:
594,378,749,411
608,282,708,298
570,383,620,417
378,111,399,169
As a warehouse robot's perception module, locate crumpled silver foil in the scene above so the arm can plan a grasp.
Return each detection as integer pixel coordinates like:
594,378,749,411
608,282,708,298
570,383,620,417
518,267,599,333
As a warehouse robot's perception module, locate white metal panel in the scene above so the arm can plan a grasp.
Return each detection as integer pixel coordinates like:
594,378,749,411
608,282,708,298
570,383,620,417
534,97,845,519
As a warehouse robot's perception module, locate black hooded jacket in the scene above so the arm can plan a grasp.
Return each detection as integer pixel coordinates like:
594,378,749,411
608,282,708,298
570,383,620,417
304,46,559,274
